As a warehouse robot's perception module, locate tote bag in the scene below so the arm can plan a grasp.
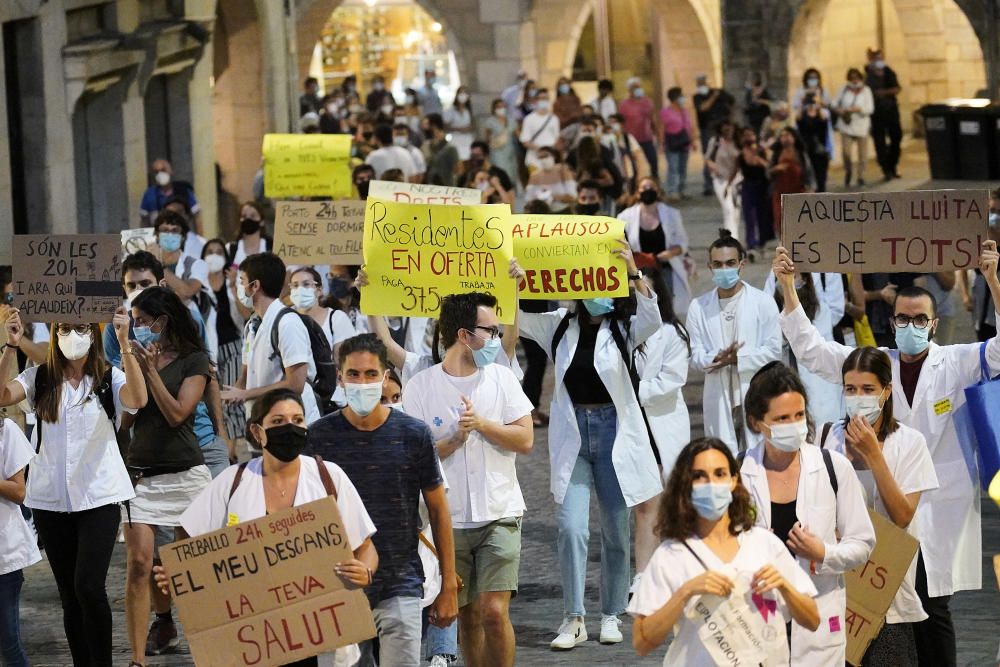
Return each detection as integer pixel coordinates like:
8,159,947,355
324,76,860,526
963,342,1000,490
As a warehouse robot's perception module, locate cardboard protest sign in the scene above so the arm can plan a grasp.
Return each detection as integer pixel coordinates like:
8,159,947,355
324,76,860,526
782,189,988,273
367,180,481,205
12,235,122,324
361,199,515,323
263,134,352,199
159,497,376,667
273,200,365,264
121,228,156,256
689,573,788,666
511,214,629,300
844,510,920,666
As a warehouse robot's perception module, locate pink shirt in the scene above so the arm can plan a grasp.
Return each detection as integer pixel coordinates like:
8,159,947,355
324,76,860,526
659,105,691,137
619,96,655,143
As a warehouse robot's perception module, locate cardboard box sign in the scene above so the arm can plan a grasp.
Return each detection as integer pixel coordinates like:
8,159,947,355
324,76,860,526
844,510,919,666
273,200,366,264
12,234,123,324
367,180,481,206
159,497,376,667
781,189,988,273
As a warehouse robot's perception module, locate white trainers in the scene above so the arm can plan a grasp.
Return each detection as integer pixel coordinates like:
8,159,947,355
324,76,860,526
428,656,453,667
599,615,623,644
550,616,587,650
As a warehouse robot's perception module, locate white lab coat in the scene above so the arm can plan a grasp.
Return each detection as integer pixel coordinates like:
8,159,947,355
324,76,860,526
635,322,690,478
519,290,662,506
687,282,782,450
619,203,692,316
780,303,1000,597
763,272,846,424
741,444,875,667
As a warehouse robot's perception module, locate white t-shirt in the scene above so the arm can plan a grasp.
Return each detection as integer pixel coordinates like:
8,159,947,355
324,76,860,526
719,290,744,406
402,363,533,527
176,253,209,288
16,366,137,512
519,111,561,169
0,419,41,575
628,527,818,667
232,238,269,268
405,145,427,174
180,455,376,546
401,350,524,387
826,422,938,623
365,146,418,179
318,309,357,350
243,300,320,425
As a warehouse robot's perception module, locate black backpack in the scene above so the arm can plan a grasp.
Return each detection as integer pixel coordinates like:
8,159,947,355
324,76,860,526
269,308,337,414
33,364,116,451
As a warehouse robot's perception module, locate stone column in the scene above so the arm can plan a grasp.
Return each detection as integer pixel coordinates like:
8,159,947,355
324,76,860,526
40,3,77,234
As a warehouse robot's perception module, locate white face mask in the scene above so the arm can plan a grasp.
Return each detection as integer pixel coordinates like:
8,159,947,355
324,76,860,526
345,378,385,416
494,107,507,117
845,389,887,425
457,93,469,104
380,104,394,116
393,135,409,148
58,330,93,361
539,156,555,170
237,281,254,309
536,99,551,112
154,171,170,187
767,420,809,452
290,286,317,310
204,254,226,273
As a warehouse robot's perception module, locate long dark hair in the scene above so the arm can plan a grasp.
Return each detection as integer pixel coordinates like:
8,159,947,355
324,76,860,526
36,323,108,424
131,287,204,357
656,438,756,540
744,361,815,441
641,266,690,355
769,127,808,167
841,347,899,441
773,272,820,321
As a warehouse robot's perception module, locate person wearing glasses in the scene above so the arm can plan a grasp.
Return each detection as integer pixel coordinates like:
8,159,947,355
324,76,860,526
0,310,147,667
517,242,662,650
402,292,534,667
772,240,1000,667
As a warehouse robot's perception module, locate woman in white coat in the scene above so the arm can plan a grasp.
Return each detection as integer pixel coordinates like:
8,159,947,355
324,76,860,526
518,242,661,650
687,231,782,450
619,177,692,316
740,362,875,667
633,266,691,581
819,346,938,666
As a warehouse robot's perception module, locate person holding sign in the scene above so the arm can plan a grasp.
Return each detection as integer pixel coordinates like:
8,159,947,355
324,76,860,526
629,438,820,665
813,346,938,666
517,242,662,650
773,240,1000,667
740,362,875,666
168,388,378,667
687,231,782,451
0,309,147,667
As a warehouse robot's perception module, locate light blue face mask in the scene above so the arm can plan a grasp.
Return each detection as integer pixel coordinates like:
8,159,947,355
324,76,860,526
989,212,999,228
712,267,741,290
133,324,161,347
690,483,733,521
894,323,931,355
158,232,183,253
582,297,615,317
469,335,502,368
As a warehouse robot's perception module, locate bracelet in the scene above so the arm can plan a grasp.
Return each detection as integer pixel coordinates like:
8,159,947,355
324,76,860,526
1,343,17,353
628,272,642,281
121,350,136,356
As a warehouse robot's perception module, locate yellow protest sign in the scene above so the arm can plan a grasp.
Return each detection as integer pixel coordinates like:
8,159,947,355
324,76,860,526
262,134,352,199
511,214,629,300
361,200,515,323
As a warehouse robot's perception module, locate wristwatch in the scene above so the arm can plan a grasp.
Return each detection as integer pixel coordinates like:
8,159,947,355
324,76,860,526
628,272,642,281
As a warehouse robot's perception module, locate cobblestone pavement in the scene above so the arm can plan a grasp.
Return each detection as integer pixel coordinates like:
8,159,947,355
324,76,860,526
21,146,1000,665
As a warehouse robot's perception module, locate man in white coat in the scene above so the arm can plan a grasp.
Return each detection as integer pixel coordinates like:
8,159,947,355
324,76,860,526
688,233,782,450
772,241,1000,667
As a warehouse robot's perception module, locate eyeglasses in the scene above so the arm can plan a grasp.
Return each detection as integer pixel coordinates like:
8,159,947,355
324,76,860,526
57,324,91,336
893,314,934,329
469,326,503,340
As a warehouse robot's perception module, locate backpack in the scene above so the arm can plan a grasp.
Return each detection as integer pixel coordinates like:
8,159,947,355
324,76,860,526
179,256,216,320
269,308,337,414
33,363,116,452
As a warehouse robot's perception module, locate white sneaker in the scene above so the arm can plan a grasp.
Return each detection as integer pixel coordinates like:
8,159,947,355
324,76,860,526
550,616,587,650
599,615,623,644
428,656,452,667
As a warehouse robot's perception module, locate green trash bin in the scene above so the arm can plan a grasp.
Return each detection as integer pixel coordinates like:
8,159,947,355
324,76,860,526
920,104,959,180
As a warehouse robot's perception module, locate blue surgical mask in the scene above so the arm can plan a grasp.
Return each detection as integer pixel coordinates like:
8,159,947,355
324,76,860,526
691,483,733,521
469,336,502,368
712,267,741,290
990,212,999,228
895,323,931,356
133,325,161,347
159,232,182,253
345,378,384,416
582,297,615,317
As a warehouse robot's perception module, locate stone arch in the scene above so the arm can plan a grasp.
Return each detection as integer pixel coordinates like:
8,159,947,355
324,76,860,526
655,0,722,92
788,0,986,132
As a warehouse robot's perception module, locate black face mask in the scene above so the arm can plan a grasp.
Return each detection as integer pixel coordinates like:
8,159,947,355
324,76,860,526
262,423,307,462
575,203,600,215
240,218,262,236
639,189,658,205
357,180,371,199
329,277,352,300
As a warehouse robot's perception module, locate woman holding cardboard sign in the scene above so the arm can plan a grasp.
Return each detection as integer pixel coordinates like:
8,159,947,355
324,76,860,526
159,389,378,667
629,438,819,665
739,362,875,667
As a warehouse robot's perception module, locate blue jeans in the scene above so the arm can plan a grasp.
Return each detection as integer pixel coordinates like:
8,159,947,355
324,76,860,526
423,618,458,659
358,596,423,667
201,435,231,478
665,149,689,196
0,570,27,667
557,405,630,618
